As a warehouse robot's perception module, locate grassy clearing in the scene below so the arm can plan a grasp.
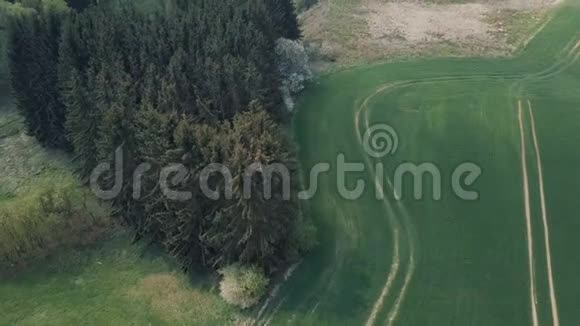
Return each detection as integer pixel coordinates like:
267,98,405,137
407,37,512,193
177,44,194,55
0,232,239,325
254,0,580,324
0,132,71,198
486,8,553,50
0,81,111,266
0,111,22,140
0,175,111,266
301,0,368,71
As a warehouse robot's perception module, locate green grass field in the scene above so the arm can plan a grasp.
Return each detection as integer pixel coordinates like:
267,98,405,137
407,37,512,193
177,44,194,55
253,0,580,325
0,232,238,325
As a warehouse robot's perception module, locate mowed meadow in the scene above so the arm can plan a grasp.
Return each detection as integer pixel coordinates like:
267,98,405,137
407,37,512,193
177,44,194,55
3,0,580,325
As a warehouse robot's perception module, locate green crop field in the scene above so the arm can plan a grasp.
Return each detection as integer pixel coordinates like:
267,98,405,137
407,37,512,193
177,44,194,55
254,0,580,325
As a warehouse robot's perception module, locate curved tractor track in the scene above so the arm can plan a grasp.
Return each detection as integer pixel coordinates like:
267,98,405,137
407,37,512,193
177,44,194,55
254,1,580,325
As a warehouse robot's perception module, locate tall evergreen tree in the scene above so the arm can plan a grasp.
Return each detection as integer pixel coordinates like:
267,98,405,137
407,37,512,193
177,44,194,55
202,104,300,268
273,0,301,40
62,68,100,177
8,5,69,148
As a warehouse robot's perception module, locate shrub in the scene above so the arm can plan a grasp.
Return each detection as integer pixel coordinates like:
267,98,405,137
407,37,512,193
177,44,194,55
0,176,110,266
275,38,312,111
276,38,312,90
218,264,269,309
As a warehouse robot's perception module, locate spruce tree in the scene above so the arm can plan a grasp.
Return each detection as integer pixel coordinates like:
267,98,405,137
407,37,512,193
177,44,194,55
62,68,100,177
202,104,299,268
274,0,301,40
8,6,69,148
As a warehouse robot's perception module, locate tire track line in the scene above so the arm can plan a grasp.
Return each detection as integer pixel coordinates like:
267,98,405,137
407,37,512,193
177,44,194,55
364,230,401,326
355,84,407,326
527,100,560,326
518,100,540,326
362,96,418,326
254,261,302,325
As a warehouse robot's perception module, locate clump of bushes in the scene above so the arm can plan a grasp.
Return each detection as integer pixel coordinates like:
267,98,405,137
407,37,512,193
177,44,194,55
0,176,110,267
276,37,313,111
218,264,269,309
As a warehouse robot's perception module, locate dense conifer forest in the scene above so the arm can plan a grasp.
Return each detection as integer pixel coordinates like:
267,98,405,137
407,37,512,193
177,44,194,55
7,0,315,274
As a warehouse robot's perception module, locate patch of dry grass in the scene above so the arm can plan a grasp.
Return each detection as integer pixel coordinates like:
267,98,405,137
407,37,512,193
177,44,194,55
301,0,560,72
485,8,553,50
127,272,235,324
0,134,72,196
0,233,239,325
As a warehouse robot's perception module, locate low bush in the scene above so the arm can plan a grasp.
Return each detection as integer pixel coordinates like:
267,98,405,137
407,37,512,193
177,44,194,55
0,176,110,267
276,37,313,111
218,264,269,309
